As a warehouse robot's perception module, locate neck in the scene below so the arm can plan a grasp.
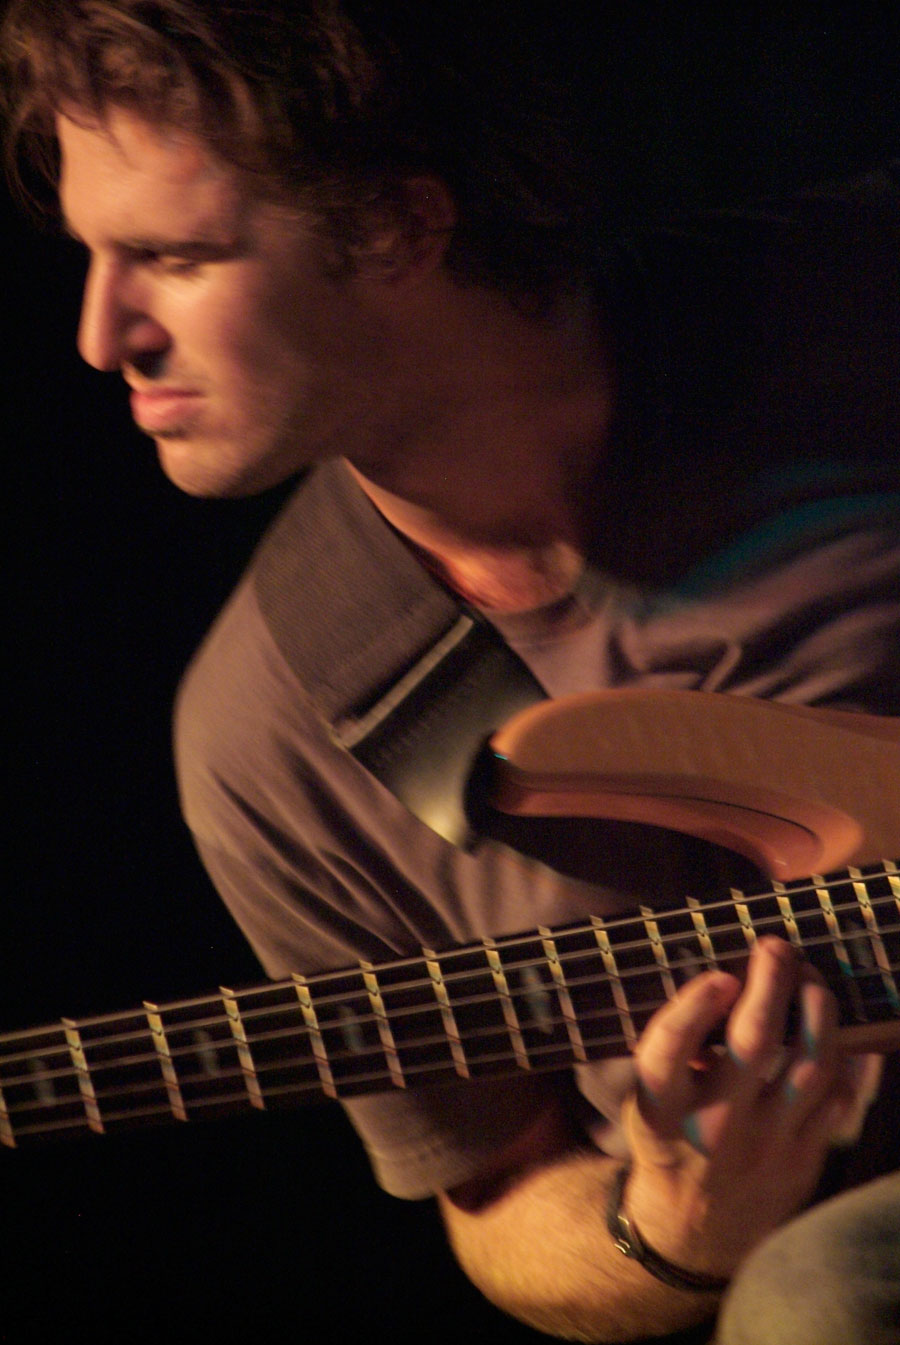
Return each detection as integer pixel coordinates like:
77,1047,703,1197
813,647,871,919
346,287,616,612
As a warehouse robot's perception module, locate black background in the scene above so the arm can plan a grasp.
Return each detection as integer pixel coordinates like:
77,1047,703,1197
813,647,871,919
2,9,898,1342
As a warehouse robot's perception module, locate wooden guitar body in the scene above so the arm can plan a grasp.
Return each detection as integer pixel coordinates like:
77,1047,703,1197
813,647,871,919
489,690,900,881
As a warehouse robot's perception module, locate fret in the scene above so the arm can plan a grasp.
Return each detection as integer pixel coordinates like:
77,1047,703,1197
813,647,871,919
539,928,587,1062
813,876,852,972
813,876,874,1024
730,889,757,949
62,1019,104,1135
640,905,678,1003
686,896,719,970
888,859,900,904
848,869,900,1014
293,975,338,1097
483,939,531,1070
144,1003,188,1123
591,917,637,1050
423,950,469,1078
220,989,265,1110
361,963,406,1089
772,883,804,950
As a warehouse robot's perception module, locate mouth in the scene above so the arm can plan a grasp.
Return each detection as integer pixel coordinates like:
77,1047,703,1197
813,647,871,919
129,388,202,434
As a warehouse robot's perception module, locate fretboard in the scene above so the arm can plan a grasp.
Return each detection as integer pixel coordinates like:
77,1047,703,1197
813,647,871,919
2,862,898,1149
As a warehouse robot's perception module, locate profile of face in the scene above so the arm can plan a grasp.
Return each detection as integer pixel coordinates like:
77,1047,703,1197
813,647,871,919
57,108,396,497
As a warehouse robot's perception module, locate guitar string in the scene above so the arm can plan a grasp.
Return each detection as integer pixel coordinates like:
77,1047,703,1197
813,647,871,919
5,1000,899,1138
3,915,898,1129
2,895,897,1079
1,881,897,1070
2,866,896,1046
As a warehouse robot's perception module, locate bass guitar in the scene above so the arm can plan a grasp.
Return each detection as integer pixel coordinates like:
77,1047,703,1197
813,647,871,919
2,691,898,1149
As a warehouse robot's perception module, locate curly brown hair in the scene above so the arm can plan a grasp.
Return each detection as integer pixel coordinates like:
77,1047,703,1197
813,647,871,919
2,0,618,301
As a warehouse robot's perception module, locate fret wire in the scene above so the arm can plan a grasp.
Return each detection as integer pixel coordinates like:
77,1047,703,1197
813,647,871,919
772,883,804,950
640,906,678,1001
848,869,900,1013
423,949,469,1078
361,963,406,1088
539,927,588,1062
144,1002,188,1123
591,917,638,1050
61,1019,104,1135
483,938,531,1069
220,989,265,1111
813,879,856,981
686,896,718,969
293,975,338,1098
730,890,757,949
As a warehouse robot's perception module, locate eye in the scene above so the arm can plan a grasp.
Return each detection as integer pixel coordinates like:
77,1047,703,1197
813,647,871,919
127,247,203,277
152,253,202,277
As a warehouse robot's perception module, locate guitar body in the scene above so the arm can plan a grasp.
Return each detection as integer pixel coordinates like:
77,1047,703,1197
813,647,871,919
488,690,900,881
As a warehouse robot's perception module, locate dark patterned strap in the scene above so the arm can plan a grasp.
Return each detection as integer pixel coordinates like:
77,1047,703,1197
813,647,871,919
253,461,545,845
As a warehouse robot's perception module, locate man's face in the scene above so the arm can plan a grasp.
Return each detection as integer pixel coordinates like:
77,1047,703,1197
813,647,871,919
57,108,390,496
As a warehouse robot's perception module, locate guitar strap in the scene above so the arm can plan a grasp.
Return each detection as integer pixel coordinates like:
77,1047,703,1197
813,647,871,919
252,459,546,848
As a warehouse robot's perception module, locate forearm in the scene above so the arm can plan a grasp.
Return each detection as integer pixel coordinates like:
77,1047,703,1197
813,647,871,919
439,1148,722,1343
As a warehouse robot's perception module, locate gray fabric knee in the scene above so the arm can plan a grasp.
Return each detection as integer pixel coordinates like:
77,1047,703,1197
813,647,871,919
716,1173,900,1345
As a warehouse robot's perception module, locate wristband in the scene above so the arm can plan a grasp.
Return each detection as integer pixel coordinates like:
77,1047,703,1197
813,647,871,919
606,1163,730,1294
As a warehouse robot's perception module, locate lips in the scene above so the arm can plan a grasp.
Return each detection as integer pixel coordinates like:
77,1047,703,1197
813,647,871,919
129,388,202,433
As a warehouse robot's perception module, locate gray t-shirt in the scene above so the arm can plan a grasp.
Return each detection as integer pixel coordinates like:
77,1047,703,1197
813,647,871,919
174,469,899,1196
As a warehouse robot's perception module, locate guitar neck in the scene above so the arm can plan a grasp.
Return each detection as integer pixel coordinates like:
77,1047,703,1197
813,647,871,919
2,862,898,1149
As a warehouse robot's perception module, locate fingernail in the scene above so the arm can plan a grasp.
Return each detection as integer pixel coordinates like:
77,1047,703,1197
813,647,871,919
636,1076,661,1109
727,1043,747,1068
681,1113,707,1155
801,1008,819,1061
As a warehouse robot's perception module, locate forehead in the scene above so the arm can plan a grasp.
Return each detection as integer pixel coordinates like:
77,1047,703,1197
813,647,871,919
56,107,251,241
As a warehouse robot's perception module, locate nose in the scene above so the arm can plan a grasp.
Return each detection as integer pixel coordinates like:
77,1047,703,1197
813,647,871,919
77,255,169,373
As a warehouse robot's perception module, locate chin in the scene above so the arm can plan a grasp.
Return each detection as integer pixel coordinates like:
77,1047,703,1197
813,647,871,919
154,434,296,499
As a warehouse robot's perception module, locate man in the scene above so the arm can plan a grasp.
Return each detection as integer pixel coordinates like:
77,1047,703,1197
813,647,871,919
3,3,898,1340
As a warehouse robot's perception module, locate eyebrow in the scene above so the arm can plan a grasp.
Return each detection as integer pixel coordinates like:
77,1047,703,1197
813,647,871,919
62,221,245,258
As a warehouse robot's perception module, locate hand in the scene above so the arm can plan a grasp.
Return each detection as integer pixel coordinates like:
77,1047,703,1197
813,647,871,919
622,937,878,1278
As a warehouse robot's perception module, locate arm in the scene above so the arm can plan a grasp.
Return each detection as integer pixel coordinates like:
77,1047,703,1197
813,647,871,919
439,938,870,1342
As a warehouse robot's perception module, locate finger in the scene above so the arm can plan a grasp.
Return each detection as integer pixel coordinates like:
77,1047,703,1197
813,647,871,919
799,1051,884,1147
725,937,800,1073
793,960,839,1060
635,970,740,1128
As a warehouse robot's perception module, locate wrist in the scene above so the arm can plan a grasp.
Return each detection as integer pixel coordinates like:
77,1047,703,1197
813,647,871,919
607,1164,730,1295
